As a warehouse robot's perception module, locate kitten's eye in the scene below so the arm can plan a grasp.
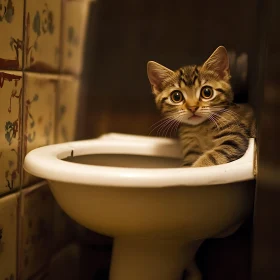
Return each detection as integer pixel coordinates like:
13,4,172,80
170,90,184,103
200,86,214,99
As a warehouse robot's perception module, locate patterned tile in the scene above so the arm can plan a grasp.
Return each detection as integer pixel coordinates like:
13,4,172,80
0,71,22,195
24,0,61,72
61,0,89,75
23,72,57,186
0,0,24,70
0,192,18,280
56,75,80,143
18,182,55,280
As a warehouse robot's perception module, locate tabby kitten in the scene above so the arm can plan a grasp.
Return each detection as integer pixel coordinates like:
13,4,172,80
147,46,255,167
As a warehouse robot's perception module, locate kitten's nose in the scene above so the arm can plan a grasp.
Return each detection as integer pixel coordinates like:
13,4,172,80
188,106,198,113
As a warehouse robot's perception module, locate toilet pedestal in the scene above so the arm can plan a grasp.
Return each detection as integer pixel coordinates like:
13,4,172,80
109,237,203,280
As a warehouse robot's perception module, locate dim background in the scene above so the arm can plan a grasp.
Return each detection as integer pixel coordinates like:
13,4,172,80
80,0,257,140
0,0,279,279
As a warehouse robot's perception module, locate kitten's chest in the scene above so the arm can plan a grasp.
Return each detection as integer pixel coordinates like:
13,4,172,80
178,122,215,152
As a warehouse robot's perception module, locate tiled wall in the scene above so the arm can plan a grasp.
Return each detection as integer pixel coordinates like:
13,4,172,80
0,0,95,279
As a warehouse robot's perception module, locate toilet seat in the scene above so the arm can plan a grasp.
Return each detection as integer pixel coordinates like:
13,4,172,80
24,133,255,188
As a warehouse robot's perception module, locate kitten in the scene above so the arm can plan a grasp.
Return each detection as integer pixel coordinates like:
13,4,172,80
147,46,255,167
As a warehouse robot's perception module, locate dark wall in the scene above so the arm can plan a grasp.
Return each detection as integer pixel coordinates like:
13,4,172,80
251,0,280,278
84,0,257,138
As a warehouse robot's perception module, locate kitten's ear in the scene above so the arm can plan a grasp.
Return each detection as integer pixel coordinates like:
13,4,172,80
202,46,230,79
147,61,174,94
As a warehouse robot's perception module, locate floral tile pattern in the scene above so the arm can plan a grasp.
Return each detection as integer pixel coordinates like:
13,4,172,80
61,0,89,75
23,72,57,186
0,192,18,280
56,75,80,143
0,0,24,70
0,71,22,195
18,182,55,280
24,0,61,72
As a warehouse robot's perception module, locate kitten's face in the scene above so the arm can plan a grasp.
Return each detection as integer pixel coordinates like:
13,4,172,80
147,46,234,126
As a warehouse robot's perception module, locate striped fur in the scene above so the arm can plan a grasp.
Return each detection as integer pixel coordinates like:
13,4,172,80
147,46,255,167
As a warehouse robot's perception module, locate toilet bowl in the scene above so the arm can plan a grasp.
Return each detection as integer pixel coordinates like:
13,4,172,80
24,133,256,280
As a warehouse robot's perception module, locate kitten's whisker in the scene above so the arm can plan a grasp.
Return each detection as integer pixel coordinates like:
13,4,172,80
149,117,172,129
149,113,182,129
163,118,178,138
151,111,188,137
210,107,239,123
210,108,226,113
210,111,229,130
167,118,177,138
164,113,186,138
169,112,188,118
222,109,241,120
157,118,175,137
217,107,241,119
209,115,220,131
167,116,182,137
160,116,181,137
219,110,240,124
212,115,224,130
152,118,176,136
174,115,184,135
163,119,174,137
170,115,184,137
210,112,229,126
149,115,178,128
149,117,174,135
167,120,178,138
223,108,240,115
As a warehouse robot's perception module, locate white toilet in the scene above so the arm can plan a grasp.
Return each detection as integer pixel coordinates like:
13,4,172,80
24,133,256,280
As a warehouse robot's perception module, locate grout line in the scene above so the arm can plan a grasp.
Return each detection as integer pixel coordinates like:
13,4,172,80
58,0,64,75
17,0,26,275
22,0,26,73
0,188,19,199
19,70,25,192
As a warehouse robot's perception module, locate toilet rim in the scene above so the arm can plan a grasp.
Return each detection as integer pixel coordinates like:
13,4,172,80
23,134,256,188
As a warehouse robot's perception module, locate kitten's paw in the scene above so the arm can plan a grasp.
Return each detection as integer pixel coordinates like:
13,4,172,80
191,160,206,168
